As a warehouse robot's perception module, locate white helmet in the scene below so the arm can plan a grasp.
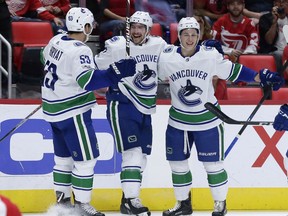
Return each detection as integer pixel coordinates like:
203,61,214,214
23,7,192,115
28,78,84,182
177,17,200,37
66,7,94,33
130,11,153,29
177,17,200,49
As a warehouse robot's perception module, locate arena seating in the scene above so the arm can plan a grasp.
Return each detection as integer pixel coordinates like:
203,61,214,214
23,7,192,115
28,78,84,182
271,87,288,101
238,54,277,72
169,22,178,44
226,87,263,101
150,23,163,37
11,21,54,85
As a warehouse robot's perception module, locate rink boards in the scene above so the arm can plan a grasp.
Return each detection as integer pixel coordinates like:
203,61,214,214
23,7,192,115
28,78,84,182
0,103,287,212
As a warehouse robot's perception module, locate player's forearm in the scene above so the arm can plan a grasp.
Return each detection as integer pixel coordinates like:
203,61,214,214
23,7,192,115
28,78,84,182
234,64,259,83
77,69,117,91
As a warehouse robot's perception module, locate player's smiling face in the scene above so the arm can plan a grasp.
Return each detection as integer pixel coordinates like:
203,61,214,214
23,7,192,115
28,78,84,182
180,29,199,50
130,23,148,45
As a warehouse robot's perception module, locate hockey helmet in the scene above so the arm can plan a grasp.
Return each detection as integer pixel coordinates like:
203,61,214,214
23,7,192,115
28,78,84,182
177,17,200,36
66,7,95,33
130,11,153,29
177,17,200,49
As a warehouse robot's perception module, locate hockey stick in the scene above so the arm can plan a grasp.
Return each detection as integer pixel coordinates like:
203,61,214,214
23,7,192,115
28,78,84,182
225,61,288,156
0,104,42,142
125,0,131,56
225,85,271,156
204,102,273,125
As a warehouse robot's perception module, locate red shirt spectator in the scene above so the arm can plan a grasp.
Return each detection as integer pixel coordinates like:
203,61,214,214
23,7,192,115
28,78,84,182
212,0,259,59
100,0,135,23
40,0,71,18
99,0,135,41
6,0,63,26
194,0,228,23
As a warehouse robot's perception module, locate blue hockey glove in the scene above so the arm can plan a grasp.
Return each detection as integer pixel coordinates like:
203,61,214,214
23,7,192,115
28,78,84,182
273,104,288,131
201,39,224,55
82,58,136,90
259,69,284,90
109,57,136,80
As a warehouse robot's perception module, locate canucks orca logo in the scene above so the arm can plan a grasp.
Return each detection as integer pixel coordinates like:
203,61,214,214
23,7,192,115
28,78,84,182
178,80,203,106
133,64,157,90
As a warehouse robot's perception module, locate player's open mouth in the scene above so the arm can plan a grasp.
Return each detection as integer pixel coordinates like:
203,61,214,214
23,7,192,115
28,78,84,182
186,43,194,46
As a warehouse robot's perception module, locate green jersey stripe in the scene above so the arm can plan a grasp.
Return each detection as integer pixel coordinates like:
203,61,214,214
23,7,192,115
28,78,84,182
169,106,217,124
43,92,95,114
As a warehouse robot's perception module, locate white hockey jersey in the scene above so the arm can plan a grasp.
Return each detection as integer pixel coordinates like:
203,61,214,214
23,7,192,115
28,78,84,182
95,36,167,115
41,34,97,122
158,45,242,131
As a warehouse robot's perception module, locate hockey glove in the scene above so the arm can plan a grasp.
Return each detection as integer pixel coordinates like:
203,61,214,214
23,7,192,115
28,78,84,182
259,69,284,90
273,104,288,131
201,39,224,55
109,57,136,82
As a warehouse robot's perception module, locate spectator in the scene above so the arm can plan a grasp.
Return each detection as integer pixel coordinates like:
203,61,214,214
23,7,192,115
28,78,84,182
194,0,264,26
212,0,259,62
194,0,228,25
0,0,11,46
86,0,101,26
99,0,135,39
281,45,288,83
6,0,64,34
241,0,274,24
195,14,213,42
40,0,71,19
245,0,273,13
166,0,186,22
259,0,288,72
136,0,177,30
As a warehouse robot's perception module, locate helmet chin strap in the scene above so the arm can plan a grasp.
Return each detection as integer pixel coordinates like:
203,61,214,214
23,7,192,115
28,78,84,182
83,35,89,43
83,25,93,43
140,31,150,45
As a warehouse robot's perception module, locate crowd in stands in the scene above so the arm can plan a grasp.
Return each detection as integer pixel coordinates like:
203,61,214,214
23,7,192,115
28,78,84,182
1,0,288,100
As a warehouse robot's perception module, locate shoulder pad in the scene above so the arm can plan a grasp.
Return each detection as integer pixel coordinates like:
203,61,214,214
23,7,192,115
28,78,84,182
163,45,174,53
109,36,121,43
202,45,214,51
73,42,86,47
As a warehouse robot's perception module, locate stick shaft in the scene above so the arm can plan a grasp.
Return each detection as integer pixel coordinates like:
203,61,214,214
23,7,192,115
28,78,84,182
225,86,271,156
0,104,42,142
125,0,130,56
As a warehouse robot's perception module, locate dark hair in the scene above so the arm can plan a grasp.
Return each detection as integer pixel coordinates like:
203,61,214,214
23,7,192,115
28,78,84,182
227,0,245,4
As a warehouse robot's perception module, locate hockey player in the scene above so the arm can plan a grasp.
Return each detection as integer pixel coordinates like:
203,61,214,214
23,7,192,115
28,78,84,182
41,7,136,216
158,17,284,216
273,104,288,177
94,11,167,215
